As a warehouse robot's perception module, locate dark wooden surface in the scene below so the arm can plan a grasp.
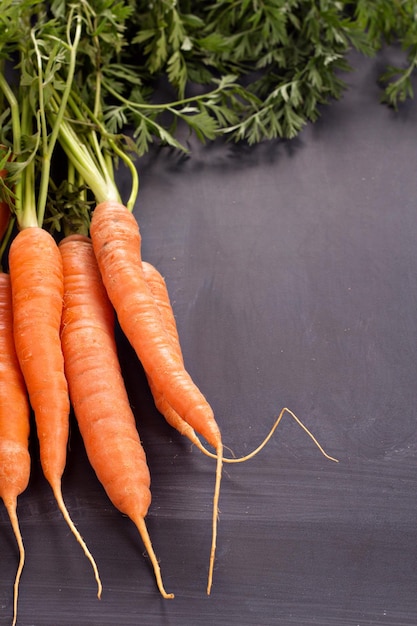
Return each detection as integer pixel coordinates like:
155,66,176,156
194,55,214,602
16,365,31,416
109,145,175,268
1,50,417,626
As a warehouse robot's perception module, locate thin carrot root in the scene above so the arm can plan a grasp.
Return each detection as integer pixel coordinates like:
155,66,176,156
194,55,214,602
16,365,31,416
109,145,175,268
51,482,102,598
195,408,339,464
207,444,223,595
198,406,337,595
154,394,223,595
134,516,174,599
4,498,25,626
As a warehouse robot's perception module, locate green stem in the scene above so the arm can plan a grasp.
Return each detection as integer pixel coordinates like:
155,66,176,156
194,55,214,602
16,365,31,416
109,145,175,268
108,138,139,211
19,97,38,229
0,73,24,215
34,9,83,226
0,74,21,155
101,76,231,112
64,92,122,198
56,89,138,207
55,108,120,204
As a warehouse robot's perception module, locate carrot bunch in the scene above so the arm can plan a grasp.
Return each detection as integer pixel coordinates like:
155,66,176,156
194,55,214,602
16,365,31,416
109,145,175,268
0,4,338,623
0,13,104,621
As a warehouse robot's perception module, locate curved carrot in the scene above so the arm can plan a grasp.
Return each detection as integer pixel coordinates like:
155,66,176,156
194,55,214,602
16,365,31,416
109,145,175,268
141,261,182,353
59,234,173,599
141,258,339,590
90,200,223,594
142,261,338,462
142,261,236,455
8,226,102,597
0,272,31,626
141,261,204,446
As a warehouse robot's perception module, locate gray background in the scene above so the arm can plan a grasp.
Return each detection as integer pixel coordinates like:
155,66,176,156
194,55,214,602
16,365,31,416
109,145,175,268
1,49,417,625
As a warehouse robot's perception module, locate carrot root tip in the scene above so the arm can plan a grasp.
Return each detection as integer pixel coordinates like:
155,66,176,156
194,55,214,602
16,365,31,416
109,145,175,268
52,483,103,598
135,516,174,599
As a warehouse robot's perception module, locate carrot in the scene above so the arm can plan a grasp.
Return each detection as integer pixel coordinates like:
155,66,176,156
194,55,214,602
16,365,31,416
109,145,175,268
59,234,173,599
142,260,339,462
141,259,338,590
8,226,102,597
141,259,261,450
90,203,220,446
0,272,31,626
90,200,223,594
140,261,204,446
141,261,182,355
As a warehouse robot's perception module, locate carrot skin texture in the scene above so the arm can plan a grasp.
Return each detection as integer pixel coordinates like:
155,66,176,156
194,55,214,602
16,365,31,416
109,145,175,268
60,234,150,514
141,261,182,356
0,272,31,626
59,235,173,598
9,227,102,596
9,227,69,483
141,261,204,444
90,201,221,450
0,273,30,454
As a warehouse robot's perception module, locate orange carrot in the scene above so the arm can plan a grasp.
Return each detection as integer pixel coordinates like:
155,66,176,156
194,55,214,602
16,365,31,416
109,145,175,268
59,234,173,599
142,261,338,464
141,261,203,444
141,258,339,592
90,202,222,453
141,261,182,356
90,202,221,451
0,272,31,626
90,200,223,594
8,226,102,596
